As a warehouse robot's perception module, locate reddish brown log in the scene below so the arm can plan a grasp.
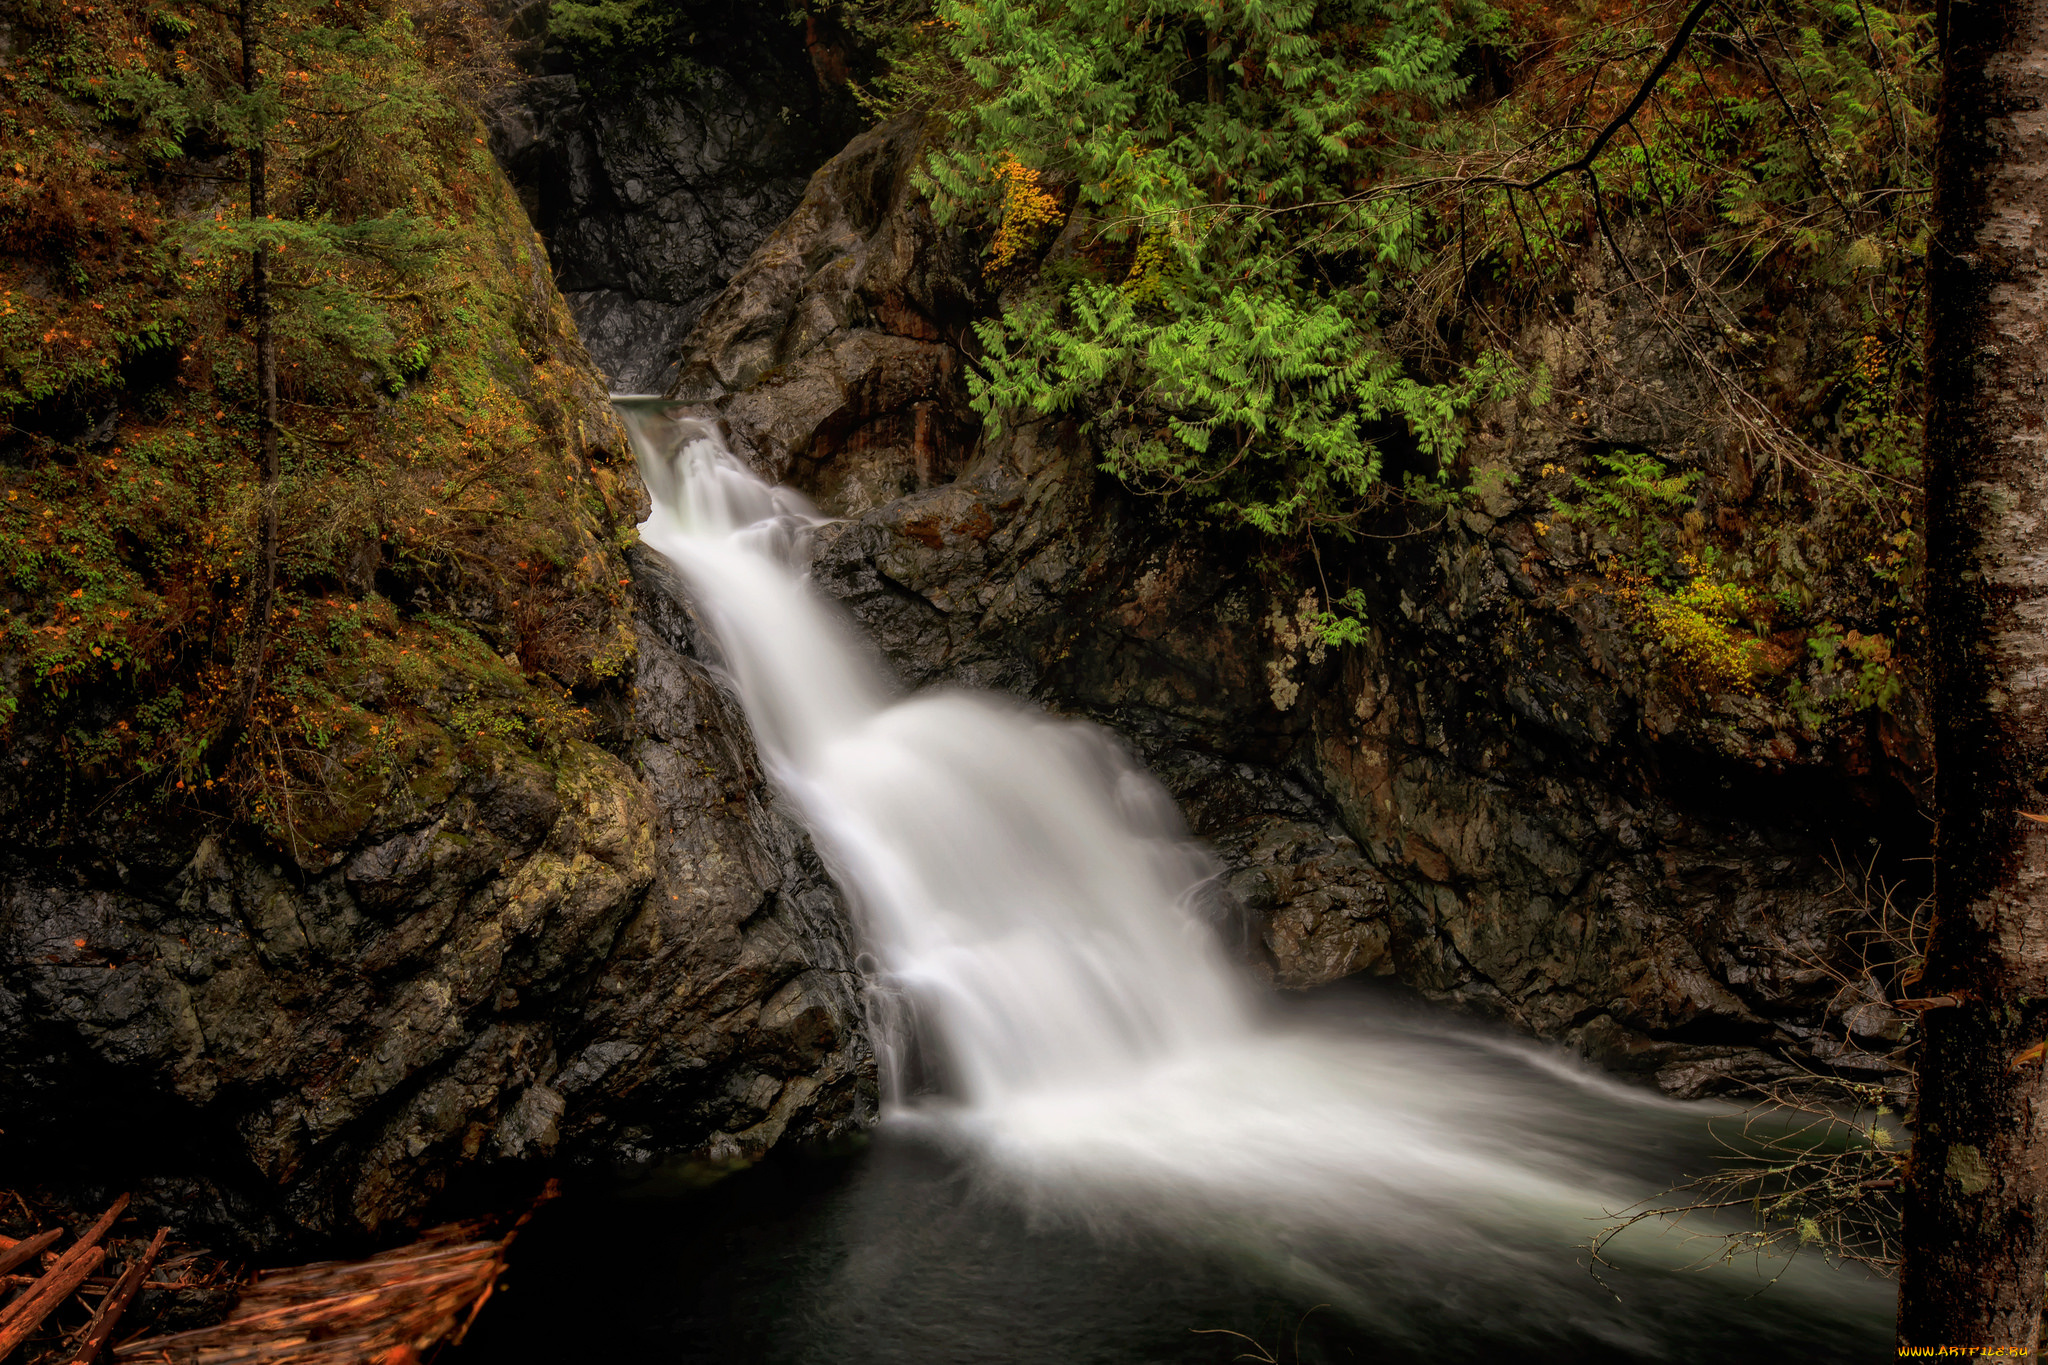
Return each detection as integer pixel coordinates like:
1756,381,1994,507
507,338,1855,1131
0,1243,106,1357
0,1229,63,1279
115,1189,550,1363
69,1228,168,1365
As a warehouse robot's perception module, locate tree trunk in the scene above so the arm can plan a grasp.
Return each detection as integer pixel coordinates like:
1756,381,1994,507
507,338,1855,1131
1206,27,1223,204
1897,0,2048,1353
231,0,280,746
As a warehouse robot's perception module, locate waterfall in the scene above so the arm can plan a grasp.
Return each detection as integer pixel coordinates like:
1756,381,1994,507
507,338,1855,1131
626,407,1249,1107
618,402,1890,1344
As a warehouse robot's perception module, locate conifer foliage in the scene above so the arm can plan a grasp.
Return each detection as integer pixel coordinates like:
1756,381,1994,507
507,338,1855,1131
0,0,641,857
901,0,1529,543
874,0,1935,655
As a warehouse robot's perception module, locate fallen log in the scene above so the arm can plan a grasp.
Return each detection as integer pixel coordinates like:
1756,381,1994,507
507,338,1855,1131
69,1227,168,1365
115,1184,555,1365
0,1244,105,1359
0,1232,63,1281
114,1247,495,1365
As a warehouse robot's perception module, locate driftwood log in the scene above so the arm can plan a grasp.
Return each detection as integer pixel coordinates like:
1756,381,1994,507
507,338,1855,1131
113,1188,552,1365
0,1183,545,1365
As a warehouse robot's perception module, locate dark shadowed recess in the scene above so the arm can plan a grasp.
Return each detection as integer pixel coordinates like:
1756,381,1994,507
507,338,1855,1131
484,0,868,392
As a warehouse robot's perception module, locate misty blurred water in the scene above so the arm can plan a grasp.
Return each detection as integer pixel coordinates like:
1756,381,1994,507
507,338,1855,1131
472,402,1900,1363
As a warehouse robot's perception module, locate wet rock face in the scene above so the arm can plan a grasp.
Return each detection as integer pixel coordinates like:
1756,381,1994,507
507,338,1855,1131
0,597,872,1251
559,549,875,1169
659,112,1924,1099
487,73,813,393
486,15,862,393
661,115,987,516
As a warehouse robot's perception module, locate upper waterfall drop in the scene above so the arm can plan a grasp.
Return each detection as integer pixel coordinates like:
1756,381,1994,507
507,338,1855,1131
622,403,1252,1107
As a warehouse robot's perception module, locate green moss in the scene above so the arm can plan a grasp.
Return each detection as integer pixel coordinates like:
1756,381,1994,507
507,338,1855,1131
0,0,641,858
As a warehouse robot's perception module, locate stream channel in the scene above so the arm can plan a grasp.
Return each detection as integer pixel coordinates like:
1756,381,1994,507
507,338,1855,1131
458,402,1895,1363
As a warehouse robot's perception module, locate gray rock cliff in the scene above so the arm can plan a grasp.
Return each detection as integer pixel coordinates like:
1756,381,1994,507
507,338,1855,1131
485,2,865,393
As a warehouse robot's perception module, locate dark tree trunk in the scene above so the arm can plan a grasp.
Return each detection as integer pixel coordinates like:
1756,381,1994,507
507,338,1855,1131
1897,0,2048,1352
1206,28,1223,203
231,0,280,745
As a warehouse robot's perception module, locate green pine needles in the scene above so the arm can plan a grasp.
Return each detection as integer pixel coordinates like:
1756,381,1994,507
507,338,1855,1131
903,0,1534,540
69,0,455,393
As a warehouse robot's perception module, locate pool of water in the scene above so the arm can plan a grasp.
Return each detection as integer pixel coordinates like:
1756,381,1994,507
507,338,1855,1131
455,993,1893,1365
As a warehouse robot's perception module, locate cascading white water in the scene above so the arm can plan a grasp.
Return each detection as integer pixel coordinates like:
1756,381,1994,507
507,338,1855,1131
629,409,1248,1106
620,402,1891,1348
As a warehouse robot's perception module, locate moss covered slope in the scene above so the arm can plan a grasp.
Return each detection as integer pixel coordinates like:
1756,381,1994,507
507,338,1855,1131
0,0,643,864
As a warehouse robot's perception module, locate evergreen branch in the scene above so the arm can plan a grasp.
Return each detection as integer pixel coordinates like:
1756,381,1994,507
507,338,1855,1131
1111,0,1724,230
1722,11,1858,228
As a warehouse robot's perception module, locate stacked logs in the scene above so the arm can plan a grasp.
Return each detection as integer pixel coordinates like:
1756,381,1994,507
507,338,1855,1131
0,1185,547,1365
0,1195,172,1365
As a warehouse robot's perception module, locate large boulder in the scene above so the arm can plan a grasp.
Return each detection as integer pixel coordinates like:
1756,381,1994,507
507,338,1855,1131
661,115,986,515
0,585,874,1248
0,593,873,1249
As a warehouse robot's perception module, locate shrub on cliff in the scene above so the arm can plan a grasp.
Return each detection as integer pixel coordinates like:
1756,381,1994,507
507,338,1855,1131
894,0,1532,548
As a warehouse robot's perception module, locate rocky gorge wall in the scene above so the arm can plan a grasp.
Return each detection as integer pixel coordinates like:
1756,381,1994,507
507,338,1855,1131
640,114,1930,1101
0,0,872,1252
484,0,863,392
